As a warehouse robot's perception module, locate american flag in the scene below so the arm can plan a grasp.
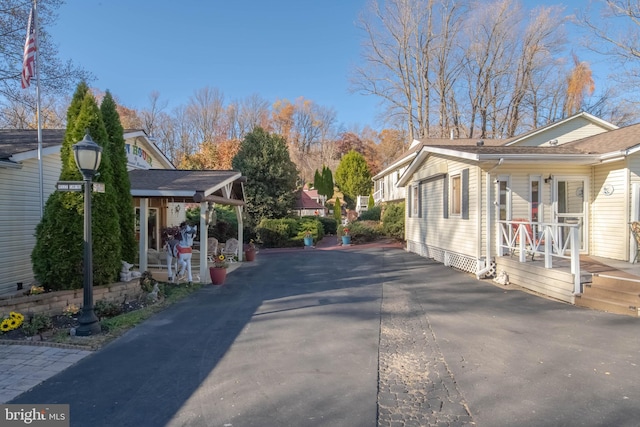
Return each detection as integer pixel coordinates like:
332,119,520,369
21,6,37,89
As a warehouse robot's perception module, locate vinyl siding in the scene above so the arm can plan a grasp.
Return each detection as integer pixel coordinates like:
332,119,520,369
0,153,61,295
511,118,610,147
590,161,627,260
405,156,479,258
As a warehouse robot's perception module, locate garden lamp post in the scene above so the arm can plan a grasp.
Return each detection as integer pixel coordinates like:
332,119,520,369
72,131,102,336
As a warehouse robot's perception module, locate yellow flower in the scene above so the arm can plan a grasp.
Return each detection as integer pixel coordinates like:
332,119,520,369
10,312,24,322
0,320,10,332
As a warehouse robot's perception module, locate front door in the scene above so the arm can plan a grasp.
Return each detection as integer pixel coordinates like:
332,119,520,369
554,177,588,252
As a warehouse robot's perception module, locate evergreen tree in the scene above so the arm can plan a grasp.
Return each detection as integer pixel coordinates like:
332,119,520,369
322,166,334,200
232,127,298,225
101,91,137,263
334,150,372,208
32,85,122,289
313,169,322,193
33,82,90,290
334,197,342,223
368,194,375,208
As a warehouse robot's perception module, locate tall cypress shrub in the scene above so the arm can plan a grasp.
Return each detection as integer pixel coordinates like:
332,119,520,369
101,91,137,263
32,85,122,289
33,83,89,289
334,197,342,223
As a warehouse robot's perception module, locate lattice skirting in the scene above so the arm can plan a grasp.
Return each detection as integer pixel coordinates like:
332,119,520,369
406,240,495,277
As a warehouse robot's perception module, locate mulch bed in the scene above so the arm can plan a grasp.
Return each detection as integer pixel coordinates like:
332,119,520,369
0,298,149,344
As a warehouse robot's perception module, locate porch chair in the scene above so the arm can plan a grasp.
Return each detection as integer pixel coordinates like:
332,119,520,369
221,238,239,262
206,237,219,263
630,222,640,263
511,219,544,261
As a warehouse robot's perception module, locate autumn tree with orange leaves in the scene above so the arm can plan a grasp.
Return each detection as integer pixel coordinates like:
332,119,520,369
565,53,595,116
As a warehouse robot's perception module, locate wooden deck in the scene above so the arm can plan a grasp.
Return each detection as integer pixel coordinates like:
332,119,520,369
496,254,640,316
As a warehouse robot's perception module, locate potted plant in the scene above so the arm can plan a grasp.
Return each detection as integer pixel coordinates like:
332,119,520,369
245,239,257,262
209,254,229,285
304,230,314,247
341,227,351,245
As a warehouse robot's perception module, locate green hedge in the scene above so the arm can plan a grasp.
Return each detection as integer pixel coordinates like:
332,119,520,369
256,217,328,247
359,205,381,221
382,201,405,240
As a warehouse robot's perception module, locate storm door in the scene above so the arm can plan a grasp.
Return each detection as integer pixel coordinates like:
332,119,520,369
554,177,588,252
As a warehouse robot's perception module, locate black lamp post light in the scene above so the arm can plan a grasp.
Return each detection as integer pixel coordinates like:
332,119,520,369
72,131,103,336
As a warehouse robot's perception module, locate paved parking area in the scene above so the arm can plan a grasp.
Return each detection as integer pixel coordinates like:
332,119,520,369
2,242,640,426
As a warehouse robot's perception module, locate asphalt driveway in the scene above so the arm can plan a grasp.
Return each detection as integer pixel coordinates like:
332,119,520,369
9,243,640,426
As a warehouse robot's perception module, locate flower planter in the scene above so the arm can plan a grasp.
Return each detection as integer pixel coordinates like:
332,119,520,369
245,249,256,262
209,267,227,285
304,236,314,247
342,235,351,245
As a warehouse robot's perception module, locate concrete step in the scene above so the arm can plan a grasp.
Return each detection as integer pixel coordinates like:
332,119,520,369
575,294,640,317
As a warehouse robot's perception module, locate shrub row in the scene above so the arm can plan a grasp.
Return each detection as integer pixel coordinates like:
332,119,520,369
256,216,336,247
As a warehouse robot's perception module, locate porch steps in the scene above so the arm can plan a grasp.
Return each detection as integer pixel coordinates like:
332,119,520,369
575,273,640,317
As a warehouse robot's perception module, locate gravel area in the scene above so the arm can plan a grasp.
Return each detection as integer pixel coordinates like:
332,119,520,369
378,283,475,427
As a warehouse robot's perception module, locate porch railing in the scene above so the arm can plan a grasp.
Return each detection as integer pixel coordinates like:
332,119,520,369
373,188,384,204
497,220,581,294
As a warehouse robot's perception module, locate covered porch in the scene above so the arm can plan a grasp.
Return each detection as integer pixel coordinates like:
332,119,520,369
129,169,247,284
495,219,640,316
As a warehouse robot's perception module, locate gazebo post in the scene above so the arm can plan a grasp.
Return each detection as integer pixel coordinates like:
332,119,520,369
199,200,209,283
138,198,148,272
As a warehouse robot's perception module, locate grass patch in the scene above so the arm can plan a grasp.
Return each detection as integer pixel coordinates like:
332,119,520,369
52,282,204,350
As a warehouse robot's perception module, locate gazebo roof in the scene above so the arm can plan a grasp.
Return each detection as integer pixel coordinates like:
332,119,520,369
128,169,246,205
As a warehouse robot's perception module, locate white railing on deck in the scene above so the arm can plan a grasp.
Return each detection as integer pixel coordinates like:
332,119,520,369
373,188,384,204
497,220,581,294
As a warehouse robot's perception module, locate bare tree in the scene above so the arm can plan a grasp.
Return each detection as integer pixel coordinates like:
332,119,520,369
139,91,167,138
0,1,92,108
575,0,640,123
186,86,226,144
504,5,567,136
354,0,436,141
228,93,271,139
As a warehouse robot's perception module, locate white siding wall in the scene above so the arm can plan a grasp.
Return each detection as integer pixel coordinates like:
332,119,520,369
0,153,61,295
512,118,609,147
405,157,479,259
591,161,627,260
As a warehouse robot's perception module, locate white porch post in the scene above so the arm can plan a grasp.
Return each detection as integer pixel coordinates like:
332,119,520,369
570,225,581,294
199,201,209,283
631,183,639,263
222,183,244,261
138,198,148,272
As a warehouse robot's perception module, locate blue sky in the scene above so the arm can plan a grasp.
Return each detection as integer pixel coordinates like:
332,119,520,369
48,0,601,132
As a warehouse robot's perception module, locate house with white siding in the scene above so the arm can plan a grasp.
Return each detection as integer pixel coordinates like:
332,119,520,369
396,112,640,313
0,129,174,295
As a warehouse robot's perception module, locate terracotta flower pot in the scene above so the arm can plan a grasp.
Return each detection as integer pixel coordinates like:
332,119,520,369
245,248,256,262
209,267,227,285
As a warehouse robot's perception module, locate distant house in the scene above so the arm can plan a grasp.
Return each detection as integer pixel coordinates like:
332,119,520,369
397,111,639,306
294,187,326,217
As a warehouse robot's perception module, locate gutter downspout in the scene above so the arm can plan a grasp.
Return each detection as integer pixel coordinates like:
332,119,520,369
476,158,504,279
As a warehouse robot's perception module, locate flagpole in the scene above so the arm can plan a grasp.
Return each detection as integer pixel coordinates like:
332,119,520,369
33,0,43,219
